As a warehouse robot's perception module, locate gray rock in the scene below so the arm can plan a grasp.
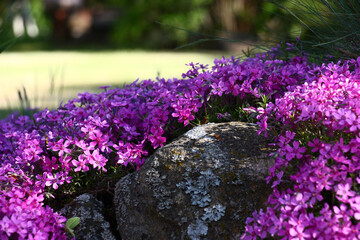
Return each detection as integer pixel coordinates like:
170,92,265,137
114,122,276,240
60,193,116,240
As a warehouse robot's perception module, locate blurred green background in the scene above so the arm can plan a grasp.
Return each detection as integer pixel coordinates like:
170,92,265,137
0,0,307,115
1,0,297,50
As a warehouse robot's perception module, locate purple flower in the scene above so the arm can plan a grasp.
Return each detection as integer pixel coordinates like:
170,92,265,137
89,130,110,152
4,44,360,239
211,81,228,96
285,141,306,161
335,181,355,203
0,216,18,236
72,155,89,172
84,149,108,172
50,139,71,157
99,85,112,91
172,108,195,126
44,172,65,190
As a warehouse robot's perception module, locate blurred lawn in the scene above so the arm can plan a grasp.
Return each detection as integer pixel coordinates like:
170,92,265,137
0,51,224,111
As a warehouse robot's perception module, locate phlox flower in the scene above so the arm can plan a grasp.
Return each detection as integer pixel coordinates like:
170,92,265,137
50,138,71,157
75,139,95,151
84,149,108,172
80,124,97,134
88,115,109,128
333,204,351,221
0,46,337,238
7,188,25,205
335,181,355,203
289,224,310,240
72,155,89,172
44,172,65,190
285,140,306,161
59,155,73,173
41,156,59,172
308,139,324,153
89,130,110,152
172,108,195,126
0,216,18,237
349,196,360,220
116,151,130,166
293,192,310,212
347,113,360,132
211,81,228,96
148,126,166,148
332,107,352,129
305,183,323,206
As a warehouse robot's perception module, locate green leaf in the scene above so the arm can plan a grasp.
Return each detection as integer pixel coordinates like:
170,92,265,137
67,228,75,238
65,217,80,237
66,217,80,229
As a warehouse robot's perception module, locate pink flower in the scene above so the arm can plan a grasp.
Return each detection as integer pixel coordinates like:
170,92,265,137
72,155,89,172
148,126,166,148
89,130,110,152
333,108,352,129
211,81,228,96
75,139,95,151
335,181,355,203
172,108,195,126
289,225,310,240
346,112,360,132
0,216,18,236
44,172,65,190
80,124,97,134
308,139,324,153
285,141,306,161
84,149,108,172
50,139,71,157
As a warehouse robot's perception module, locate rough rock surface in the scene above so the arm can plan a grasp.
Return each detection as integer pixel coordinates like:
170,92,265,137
60,193,116,240
114,122,276,240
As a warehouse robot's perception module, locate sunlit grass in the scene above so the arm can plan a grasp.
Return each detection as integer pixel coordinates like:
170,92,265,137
0,50,225,110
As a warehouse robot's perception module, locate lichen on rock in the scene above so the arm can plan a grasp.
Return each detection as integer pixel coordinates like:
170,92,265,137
202,204,226,222
114,122,276,239
176,169,220,207
187,219,208,240
60,193,116,240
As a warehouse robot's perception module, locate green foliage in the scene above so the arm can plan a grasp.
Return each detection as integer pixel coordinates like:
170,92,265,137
0,23,15,53
255,1,298,40
0,23,17,118
0,0,311,50
105,0,300,49
65,217,80,238
109,0,213,48
0,33,14,53
30,0,50,37
189,95,260,126
270,0,360,60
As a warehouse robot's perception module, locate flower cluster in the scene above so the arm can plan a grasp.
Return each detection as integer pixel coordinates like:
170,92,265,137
0,46,318,239
0,164,67,239
242,58,360,239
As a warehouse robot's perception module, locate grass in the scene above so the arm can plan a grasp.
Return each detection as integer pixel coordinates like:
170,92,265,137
0,50,226,112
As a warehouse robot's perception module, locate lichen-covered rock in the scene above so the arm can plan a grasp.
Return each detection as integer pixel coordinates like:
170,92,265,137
60,193,116,240
114,122,276,240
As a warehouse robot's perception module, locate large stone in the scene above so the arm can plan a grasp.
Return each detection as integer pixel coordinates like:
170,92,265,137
114,122,276,240
60,193,116,240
